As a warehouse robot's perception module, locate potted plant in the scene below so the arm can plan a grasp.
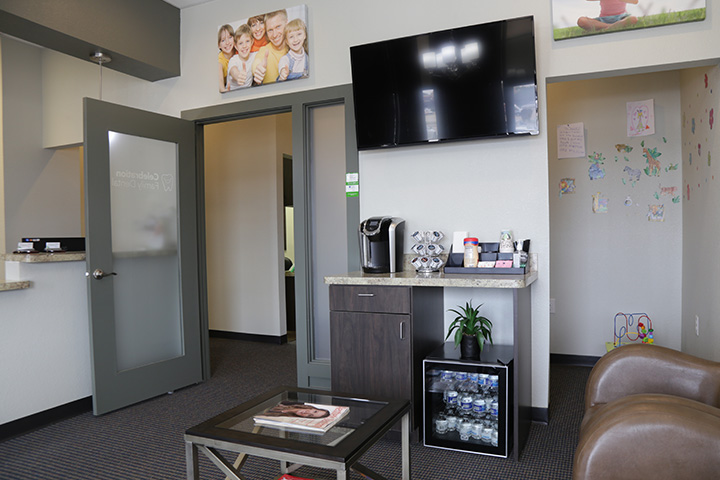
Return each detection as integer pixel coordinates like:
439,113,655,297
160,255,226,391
446,301,493,358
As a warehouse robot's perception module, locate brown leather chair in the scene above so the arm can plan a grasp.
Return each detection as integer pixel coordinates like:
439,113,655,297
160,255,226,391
573,344,720,480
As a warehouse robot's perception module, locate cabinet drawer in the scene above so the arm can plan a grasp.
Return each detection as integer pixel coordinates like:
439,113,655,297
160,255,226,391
329,285,411,314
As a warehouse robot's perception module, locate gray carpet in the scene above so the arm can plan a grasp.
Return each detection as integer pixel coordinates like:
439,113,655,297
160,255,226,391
0,339,589,479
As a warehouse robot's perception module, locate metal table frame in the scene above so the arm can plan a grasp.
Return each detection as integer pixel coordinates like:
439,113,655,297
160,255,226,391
184,387,411,480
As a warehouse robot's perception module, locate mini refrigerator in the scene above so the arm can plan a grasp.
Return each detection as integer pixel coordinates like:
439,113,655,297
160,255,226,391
423,343,513,458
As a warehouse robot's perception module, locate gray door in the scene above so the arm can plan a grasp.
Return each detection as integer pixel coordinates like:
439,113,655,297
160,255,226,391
83,98,205,415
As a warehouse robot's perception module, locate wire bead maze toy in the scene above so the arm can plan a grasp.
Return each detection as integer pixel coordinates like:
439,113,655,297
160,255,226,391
612,312,654,348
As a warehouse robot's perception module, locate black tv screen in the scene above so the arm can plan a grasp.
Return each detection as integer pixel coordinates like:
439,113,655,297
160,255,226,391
350,16,538,150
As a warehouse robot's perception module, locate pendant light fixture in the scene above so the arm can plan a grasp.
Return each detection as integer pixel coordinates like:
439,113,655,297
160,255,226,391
89,51,112,100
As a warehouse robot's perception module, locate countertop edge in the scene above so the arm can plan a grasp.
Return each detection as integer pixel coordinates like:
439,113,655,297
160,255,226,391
0,281,32,292
324,270,537,288
2,252,86,263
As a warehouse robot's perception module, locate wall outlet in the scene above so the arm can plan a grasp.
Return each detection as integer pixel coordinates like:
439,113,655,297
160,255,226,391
550,298,556,314
695,315,700,336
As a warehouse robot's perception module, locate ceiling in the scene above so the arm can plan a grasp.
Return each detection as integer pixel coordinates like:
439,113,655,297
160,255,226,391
163,0,215,9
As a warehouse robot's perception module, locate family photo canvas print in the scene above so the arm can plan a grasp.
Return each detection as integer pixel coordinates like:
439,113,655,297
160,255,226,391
552,0,706,40
217,5,308,92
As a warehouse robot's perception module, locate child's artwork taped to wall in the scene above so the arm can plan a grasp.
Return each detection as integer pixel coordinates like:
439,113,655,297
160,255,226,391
557,123,585,158
559,178,576,197
592,192,608,213
627,99,655,137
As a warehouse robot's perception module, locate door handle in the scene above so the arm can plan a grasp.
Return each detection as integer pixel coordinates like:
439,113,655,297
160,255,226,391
92,268,117,280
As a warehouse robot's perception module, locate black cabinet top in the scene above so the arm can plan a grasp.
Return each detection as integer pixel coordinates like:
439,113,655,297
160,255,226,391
425,342,514,366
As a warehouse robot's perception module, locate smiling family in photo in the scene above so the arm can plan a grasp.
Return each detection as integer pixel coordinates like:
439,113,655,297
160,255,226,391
217,5,309,92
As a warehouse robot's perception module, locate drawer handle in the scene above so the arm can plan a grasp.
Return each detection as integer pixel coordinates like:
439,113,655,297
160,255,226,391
357,293,375,297
400,321,405,340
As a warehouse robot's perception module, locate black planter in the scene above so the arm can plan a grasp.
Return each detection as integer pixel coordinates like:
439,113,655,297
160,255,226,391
460,334,480,359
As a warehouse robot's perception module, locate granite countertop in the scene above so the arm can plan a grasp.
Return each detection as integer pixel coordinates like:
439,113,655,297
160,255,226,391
0,281,31,292
325,268,537,289
326,253,537,289
2,252,86,263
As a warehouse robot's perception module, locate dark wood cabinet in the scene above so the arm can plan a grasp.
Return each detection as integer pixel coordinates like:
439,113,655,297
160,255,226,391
329,284,443,431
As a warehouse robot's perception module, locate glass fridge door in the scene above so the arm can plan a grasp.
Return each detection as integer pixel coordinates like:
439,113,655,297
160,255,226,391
423,359,512,458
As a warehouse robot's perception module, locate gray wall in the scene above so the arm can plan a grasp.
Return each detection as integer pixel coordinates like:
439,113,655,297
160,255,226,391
2,37,83,252
548,71,683,357
0,0,179,81
681,65,720,362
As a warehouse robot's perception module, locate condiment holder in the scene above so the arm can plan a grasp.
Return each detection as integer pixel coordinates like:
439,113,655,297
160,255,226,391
411,230,446,273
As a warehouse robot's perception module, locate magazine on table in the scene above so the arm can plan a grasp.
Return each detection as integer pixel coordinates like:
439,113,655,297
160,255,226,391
253,401,349,433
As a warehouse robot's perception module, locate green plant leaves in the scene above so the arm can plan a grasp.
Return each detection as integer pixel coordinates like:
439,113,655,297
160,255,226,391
445,301,493,349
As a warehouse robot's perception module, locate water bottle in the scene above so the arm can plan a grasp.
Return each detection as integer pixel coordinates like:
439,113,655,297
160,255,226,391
490,398,499,419
478,373,489,394
466,373,480,393
459,392,474,415
489,374,499,394
472,394,487,419
439,370,454,389
458,418,473,441
434,414,448,434
444,388,459,413
446,414,458,432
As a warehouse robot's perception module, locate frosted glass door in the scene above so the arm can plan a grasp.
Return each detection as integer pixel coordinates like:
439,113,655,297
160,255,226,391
84,98,204,416
108,132,182,371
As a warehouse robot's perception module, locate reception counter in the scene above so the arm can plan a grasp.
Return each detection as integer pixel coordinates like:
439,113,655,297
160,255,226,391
0,252,91,427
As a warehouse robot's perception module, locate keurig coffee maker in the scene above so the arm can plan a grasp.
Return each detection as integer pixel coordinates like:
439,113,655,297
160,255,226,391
359,217,405,273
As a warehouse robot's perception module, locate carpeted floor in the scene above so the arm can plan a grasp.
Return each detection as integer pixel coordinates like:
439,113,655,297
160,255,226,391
0,338,589,479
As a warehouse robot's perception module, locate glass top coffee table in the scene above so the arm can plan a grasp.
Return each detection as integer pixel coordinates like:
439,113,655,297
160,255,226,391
184,386,411,480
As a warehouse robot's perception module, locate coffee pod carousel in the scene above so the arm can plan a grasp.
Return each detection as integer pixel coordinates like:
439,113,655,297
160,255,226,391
410,230,446,273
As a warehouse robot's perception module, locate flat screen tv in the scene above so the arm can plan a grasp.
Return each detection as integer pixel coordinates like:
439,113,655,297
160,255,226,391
350,16,538,150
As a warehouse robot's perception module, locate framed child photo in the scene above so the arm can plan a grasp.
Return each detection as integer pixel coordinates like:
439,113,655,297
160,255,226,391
552,0,706,41
217,4,309,93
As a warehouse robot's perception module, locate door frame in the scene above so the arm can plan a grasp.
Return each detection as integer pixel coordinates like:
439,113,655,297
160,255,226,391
182,84,359,388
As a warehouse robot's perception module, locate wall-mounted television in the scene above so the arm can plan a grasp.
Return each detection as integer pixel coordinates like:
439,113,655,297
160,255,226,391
350,16,538,150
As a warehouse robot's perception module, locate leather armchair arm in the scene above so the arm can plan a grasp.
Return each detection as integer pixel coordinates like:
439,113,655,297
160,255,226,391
573,396,720,480
585,344,720,411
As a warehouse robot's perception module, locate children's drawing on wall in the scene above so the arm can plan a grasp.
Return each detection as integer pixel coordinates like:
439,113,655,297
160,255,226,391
588,152,606,180
648,204,665,222
643,146,662,176
622,165,641,186
615,143,633,153
552,0,706,40
559,178,577,197
627,99,655,137
665,162,678,172
592,192,609,213
557,122,586,158
658,184,678,197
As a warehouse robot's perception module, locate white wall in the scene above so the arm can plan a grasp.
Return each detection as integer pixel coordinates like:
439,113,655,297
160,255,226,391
2,39,83,252
547,72,683,357
204,114,290,337
681,65,720,361
26,0,720,412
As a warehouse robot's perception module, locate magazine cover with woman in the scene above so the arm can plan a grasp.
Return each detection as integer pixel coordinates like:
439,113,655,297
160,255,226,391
253,401,349,433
